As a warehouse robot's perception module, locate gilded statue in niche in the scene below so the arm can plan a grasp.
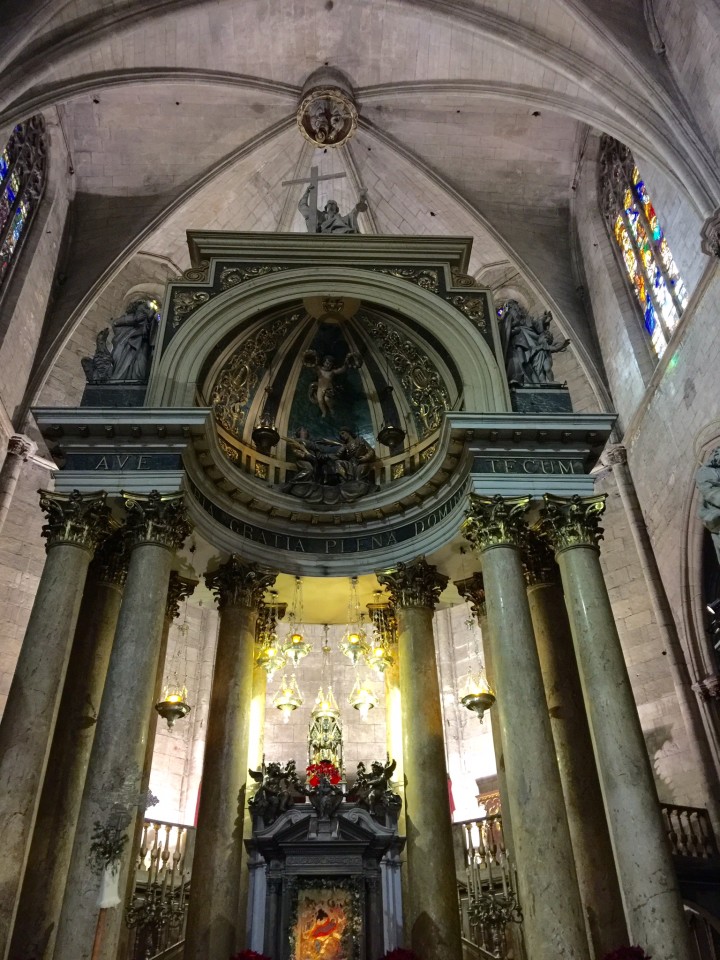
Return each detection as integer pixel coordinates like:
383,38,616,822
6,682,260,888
303,350,363,418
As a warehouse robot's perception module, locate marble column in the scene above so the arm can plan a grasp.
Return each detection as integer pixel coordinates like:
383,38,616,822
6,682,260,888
0,434,36,535
463,495,590,960
10,533,128,960
184,556,277,960
377,558,461,960
53,492,190,960
115,572,197,960
537,494,693,960
606,443,720,825
238,606,270,947
523,532,627,958
454,574,513,847
0,490,111,960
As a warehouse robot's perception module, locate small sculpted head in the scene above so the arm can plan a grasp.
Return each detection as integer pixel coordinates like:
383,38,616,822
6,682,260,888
324,200,339,215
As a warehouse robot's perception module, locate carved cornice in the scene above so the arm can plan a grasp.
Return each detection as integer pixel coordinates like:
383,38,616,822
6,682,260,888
205,555,277,610
93,530,130,588
6,434,37,461
521,531,559,586
39,489,113,553
377,557,448,609
455,573,486,620
535,493,606,554
166,572,198,621
122,491,191,550
463,494,530,552
602,443,627,467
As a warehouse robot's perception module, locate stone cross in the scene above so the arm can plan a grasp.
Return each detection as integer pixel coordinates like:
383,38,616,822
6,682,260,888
281,165,346,233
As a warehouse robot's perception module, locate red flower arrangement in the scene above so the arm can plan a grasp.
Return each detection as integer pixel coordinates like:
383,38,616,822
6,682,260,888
602,949,651,960
231,951,271,960
306,761,341,787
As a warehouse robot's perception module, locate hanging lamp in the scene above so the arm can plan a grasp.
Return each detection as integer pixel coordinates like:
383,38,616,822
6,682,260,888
282,576,312,668
273,674,304,723
348,675,378,721
339,576,370,666
256,591,287,679
154,595,193,728
459,602,496,722
365,591,395,674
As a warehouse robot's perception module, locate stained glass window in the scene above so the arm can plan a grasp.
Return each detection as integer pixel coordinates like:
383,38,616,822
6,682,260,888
599,135,687,359
0,116,47,294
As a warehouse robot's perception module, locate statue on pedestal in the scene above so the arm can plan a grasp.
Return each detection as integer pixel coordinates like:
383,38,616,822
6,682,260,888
81,299,158,384
500,300,570,386
696,447,720,565
298,184,367,235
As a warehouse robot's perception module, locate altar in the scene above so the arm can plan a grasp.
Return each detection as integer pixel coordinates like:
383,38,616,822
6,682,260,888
246,797,404,960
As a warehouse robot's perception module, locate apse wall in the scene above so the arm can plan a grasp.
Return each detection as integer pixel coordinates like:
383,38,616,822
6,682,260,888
577,137,720,806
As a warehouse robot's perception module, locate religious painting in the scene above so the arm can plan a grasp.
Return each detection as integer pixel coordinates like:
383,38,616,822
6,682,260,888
292,885,356,960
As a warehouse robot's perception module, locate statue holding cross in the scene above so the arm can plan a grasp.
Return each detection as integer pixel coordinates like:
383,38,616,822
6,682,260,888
283,166,367,235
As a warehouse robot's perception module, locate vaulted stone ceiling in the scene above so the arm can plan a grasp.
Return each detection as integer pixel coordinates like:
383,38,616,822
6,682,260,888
1,0,718,406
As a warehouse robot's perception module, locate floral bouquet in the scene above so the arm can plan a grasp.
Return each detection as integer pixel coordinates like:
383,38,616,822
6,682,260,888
602,948,651,960
306,761,341,787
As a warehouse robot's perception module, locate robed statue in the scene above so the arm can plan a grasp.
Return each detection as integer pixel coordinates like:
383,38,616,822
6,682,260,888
500,300,570,387
298,183,367,235
81,300,158,384
696,447,720,565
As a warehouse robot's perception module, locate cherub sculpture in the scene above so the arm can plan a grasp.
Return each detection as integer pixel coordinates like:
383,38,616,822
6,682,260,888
302,350,363,418
248,760,300,824
351,758,401,821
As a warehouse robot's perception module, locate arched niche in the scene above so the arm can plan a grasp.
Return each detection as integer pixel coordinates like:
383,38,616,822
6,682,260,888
146,266,511,414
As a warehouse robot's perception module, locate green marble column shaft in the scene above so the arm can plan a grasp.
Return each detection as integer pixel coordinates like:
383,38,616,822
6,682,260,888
10,535,127,960
538,494,693,960
379,559,462,960
524,536,627,958
0,491,110,960
464,496,590,960
53,492,190,960
184,557,276,960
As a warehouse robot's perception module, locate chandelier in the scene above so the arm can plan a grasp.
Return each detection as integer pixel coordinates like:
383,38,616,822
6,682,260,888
273,674,303,722
256,591,287,679
282,576,312,668
365,591,395,674
339,576,370,666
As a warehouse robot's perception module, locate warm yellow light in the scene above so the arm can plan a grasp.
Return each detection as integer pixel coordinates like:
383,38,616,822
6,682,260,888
166,694,182,704
290,633,304,644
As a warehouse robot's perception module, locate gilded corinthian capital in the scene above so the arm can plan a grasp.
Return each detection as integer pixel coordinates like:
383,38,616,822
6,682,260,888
521,530,559,586
377,557,448,609
463,494,530,552
166,572,198,621
535,493,606,554
122,491,191,550
39,489,113,552
455,573,486,620
205,555,277,610
93,530,130,588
